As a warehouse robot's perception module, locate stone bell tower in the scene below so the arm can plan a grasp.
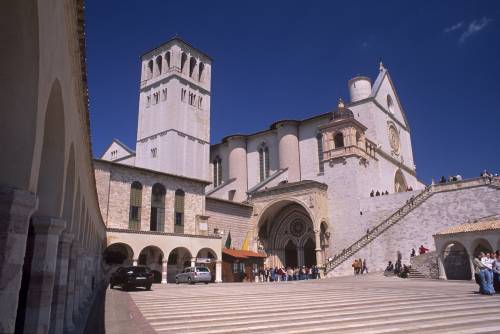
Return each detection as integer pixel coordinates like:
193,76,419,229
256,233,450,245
135,37,212,180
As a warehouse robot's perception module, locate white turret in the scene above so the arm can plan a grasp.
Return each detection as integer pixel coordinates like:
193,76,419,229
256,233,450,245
348,76,372,103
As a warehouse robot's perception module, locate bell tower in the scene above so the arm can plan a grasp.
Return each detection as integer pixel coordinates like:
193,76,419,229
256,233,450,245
135,37,212,180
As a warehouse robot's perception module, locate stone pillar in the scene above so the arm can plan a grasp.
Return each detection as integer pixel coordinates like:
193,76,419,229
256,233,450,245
49,232,74,334
0,186,37,334
73,246,84,320
161,260,168,284
133,258,138,266
215,260,222,283
276,121,300,182
23,216,66,334
191,257,197,268
64,242,77,332
468,256,476,281
227,135,248,202
437,255,447,280
297,247,304,267
315,231,323,267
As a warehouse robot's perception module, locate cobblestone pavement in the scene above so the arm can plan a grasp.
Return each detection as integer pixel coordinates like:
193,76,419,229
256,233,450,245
106,275,500,334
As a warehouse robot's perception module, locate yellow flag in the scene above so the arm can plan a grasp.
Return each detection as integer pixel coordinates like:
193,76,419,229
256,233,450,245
241,231,250,251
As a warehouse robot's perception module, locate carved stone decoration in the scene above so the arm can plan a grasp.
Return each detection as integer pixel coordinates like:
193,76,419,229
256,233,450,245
388,122,400,155
290,219,306,238
308,195,315,208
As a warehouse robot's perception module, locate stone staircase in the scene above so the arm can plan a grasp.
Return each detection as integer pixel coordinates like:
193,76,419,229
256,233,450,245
408,268,426,279
324,176,499,275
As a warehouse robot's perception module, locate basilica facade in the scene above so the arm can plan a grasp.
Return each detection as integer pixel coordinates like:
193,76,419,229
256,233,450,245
97,36,430,277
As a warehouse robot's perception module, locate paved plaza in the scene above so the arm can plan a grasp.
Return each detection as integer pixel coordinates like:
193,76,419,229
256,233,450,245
105,275,500,334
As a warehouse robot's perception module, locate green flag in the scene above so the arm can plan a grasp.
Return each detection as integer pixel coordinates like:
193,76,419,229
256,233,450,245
224,231,232,249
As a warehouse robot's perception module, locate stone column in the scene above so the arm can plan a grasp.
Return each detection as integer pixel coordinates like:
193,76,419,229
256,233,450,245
215,260,222,283
49,232,74,334
191,257,196,268
73,246,84,320
437,255,447,280
23,216,66,334
297,247,304,267
0,186,37,334
468,256,476,281
64,242,77,332
161,260,168,284
315,231,323,267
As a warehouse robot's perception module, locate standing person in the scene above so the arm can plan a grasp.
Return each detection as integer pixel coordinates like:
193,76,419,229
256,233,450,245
493,251,500,292
362,259,368,274
410,248,416,257
473,252,494,295
419,245,429,254
352,259,358,275
287,267,293,282
358,258,363,275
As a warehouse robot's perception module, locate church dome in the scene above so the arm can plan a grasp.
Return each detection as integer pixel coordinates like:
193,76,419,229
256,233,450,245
332,98,354,120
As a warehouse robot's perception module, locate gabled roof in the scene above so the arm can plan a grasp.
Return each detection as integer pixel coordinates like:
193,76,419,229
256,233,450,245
101,138,135,159
435,219,500,236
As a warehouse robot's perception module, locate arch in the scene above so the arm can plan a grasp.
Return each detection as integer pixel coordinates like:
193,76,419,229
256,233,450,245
164,51,171,69
129,181,142,230
174,189,185,233
285,240,298,268
36,80,66,217
334,132,344,148
303,238,316,267
155,55,162,76
394,169,407,193
258,143,270,182
138,246,164,283
0,0,39,190
104,243,134,266
442,241,471,280
180,52,187,73
198,62,205,81
189,57,197,77
387,95,395,114
196,247,218,261
316,134,324,173
62,144,76,231
472,238,493,256
167,247,192,283
213,156,222,187
150,183,166,232
147,60,154,79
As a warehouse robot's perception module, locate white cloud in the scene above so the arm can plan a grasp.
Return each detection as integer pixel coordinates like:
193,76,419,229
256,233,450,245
459,17,492,44
444,21,463,33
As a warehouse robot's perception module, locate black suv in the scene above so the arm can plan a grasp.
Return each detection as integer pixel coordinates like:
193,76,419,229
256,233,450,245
109,266,153,290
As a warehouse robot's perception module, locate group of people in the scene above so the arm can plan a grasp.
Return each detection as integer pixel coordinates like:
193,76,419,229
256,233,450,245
410,245,429,257
370,190,389,197
352,258,368,275
473,251,500,295
439,175,463,183
259,266,321,282
384,260,410,278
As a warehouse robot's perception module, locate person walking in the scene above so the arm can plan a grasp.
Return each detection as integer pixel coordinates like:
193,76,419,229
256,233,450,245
362,259,368,274
352,259,358,275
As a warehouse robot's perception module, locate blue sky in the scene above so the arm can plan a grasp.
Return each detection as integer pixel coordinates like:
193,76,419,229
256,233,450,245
86,1,499,183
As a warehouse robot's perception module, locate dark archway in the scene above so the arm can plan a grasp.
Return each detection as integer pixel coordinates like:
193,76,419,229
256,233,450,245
285,240,298,268
103,243,134,266
303,238,316,267
443,242,471,280
167,247,192,283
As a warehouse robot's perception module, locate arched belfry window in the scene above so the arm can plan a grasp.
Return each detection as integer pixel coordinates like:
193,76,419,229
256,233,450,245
258,143,270,182
150,183,166,232
387,95,394,114
129,181,143,230
165,52,171,70
334,133,344,148
198,62,205,82
147,60,154,79
155,56,162,76
213,156,222,187
316,134,324,173
189,57,197,78
181,52,187,73
174,189,185,234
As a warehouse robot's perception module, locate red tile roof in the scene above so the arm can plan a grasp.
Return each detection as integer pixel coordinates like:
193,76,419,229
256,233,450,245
435,220,500,235
222,248,267,259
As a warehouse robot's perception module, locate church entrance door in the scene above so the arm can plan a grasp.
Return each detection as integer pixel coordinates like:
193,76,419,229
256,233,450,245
303,238,316,267
285,240,298,268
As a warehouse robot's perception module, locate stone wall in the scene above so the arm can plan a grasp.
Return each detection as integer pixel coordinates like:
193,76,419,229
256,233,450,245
329,184,500,276
205,197,253,249
410,251,439,279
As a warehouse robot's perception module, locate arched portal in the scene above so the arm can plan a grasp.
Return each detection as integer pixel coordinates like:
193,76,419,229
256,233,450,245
138,246,164,283
257,200,320,269
394,169,407,193
472,238,493,256
167,247,192,283
196,248,217,282
442,242,471,280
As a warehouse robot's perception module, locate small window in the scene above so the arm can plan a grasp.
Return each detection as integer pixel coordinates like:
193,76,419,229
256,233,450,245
151,147,157,158
387,95,394,114
189,57,197,77
165,52,171,69
155,56,162,76
316,134,324,173
153,92,159,104
161,88,167,101
147,60,153,79
198,62,205,81
146,95,151,107
181,52,187,73
198,97,203,109
334,133,344,148
258,144,270,182
181,89,186,102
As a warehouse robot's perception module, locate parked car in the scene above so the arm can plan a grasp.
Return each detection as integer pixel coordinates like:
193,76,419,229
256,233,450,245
175,266,212,284
109,266,153,290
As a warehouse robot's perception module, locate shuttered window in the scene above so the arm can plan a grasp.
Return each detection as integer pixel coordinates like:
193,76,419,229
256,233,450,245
259,144,270,182
317,134,324,174
129,181,142,230
174,189,185,233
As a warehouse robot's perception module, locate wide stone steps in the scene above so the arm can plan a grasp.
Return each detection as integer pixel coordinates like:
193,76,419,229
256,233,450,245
326,191,433,272
409,268,427,279
127,276,500,333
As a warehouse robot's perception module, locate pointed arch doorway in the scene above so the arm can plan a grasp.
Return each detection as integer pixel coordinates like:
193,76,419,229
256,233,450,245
285,240,298,268
303,238,316,267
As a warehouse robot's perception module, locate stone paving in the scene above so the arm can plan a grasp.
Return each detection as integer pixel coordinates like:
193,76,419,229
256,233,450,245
106,275,500,333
